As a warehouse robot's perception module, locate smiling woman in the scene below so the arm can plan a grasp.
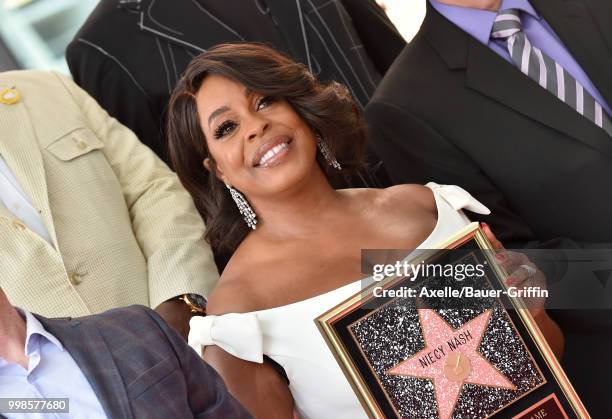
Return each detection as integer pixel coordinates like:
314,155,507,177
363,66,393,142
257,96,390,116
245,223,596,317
167,42,562,419
167,43,366,255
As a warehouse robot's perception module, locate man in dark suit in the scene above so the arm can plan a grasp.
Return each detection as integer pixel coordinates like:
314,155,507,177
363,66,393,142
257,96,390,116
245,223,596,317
66,0,404,167
365,0,612,415
0,287,250,418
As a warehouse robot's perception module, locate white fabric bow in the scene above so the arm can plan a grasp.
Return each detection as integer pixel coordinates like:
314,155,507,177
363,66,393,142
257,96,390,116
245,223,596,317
188,313,264,363
428,183,491,215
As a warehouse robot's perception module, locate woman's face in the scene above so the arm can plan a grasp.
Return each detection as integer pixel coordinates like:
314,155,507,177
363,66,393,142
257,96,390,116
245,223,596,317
196,74,318,198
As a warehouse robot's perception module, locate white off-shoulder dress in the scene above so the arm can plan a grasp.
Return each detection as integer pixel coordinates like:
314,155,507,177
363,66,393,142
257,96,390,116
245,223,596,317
189,183,490,419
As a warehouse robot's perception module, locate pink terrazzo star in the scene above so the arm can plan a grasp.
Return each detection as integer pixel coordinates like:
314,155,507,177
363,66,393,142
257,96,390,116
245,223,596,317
387,309,516,419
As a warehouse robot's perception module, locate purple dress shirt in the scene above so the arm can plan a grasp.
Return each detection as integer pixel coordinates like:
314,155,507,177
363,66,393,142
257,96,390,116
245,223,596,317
429,0,612,115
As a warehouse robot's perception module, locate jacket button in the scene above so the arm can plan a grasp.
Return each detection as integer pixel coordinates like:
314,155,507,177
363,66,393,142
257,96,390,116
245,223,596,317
68,272,83,286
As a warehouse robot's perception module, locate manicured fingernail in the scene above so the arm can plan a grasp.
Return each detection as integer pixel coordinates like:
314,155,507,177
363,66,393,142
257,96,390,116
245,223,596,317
481,222,489,229
495,253,505,261
506,277,515,286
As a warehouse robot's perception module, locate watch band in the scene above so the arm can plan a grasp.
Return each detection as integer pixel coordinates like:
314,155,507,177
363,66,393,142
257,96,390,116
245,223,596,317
175,293,206,314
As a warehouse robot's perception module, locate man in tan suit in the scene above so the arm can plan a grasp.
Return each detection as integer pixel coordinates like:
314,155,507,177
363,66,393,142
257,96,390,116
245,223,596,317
0,70,218,337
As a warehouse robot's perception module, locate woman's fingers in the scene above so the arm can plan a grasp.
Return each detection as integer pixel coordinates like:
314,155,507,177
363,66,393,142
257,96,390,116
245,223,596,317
481,223,548,319
506,263,538,287
493,249,547,316
495,250,543,286
494,249,530,274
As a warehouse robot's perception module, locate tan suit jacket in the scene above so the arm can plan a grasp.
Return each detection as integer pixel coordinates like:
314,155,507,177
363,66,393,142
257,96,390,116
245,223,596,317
0,70,218,317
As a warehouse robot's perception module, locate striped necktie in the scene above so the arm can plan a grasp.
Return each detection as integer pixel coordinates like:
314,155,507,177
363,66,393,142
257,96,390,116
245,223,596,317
491,9,612,137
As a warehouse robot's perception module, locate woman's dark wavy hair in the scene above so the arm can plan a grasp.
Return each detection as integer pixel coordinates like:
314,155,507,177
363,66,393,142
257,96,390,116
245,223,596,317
167,43,367,254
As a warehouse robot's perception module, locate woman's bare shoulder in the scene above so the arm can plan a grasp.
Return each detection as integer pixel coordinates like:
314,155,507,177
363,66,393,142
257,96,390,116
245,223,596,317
377,184,436,215
206,237,282,315
206,245,264,315
344,185,437,242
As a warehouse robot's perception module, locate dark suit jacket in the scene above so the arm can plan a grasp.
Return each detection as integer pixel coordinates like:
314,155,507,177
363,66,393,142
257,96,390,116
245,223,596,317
17,306,250,419
367,0,612,245
66,0,405,165
365,1,612,415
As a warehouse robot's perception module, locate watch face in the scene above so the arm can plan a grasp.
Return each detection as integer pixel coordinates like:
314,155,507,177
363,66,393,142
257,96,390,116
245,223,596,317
187,293,207,309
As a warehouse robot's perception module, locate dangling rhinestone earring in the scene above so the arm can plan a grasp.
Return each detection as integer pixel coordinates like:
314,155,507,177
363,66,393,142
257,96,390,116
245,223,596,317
226,184,257,229
316,134,342,170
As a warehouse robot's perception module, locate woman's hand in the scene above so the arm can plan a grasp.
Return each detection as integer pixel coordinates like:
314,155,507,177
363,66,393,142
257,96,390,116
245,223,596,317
481,223,547,319
481,223,564,358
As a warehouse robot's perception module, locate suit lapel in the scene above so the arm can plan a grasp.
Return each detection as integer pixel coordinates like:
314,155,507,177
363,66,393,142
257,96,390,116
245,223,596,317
136,0,244,53
465,36,612,159
531,0,612,109
0,90,59,249
423,5,612,160
37,315,134,419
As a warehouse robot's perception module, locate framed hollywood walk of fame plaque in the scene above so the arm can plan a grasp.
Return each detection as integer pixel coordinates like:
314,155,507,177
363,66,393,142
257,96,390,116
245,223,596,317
316,223,588,419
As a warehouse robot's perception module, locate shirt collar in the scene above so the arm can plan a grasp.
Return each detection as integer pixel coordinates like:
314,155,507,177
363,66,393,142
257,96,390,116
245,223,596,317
16,308,64,355
429,0,540,46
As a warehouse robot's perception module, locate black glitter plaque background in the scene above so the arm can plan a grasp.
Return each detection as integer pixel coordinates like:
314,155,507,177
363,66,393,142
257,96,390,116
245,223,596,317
349,253,545,418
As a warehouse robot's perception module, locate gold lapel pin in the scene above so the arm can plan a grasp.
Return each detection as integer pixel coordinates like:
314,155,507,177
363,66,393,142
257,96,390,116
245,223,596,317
0,86,20,105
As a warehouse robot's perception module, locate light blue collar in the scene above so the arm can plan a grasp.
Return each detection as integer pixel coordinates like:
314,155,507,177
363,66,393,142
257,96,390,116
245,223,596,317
16,308,64,356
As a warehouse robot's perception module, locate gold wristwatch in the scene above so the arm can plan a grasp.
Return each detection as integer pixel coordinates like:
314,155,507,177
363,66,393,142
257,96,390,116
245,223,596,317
175,293,206,314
